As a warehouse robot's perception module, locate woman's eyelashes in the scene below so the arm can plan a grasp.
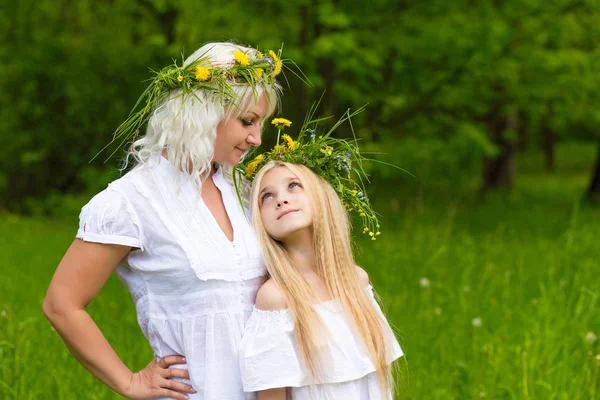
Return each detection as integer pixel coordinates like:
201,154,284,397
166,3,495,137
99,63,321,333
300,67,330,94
241,118,253,127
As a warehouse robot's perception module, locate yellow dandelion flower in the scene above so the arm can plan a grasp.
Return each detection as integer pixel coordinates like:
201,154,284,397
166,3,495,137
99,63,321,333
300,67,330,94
245,162,259,178
269,50,279,62
244,154,266,178
195,66,210,81
369,232,374,237
256,51,264,59
255,68,264,77
282,134,298,150
271,118,292,128
351,190,358,196
177,75,183,82
233,50,250,66
371,237,376,241
273,60,283,77
363,228,369,232
376,232,381,236
360,213,366,217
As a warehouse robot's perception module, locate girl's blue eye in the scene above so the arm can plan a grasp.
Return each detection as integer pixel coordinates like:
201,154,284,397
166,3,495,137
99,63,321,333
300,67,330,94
261,193,272,203
289,181,301,190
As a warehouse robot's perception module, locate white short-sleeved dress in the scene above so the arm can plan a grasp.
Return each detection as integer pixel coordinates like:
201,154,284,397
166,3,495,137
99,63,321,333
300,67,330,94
77,154,266,399
239,286,403,400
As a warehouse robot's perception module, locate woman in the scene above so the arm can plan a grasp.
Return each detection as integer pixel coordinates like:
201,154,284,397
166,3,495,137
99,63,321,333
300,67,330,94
43,42,284,400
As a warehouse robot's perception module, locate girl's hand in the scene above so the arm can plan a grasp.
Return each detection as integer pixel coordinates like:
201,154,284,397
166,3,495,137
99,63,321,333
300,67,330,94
123,355,196,400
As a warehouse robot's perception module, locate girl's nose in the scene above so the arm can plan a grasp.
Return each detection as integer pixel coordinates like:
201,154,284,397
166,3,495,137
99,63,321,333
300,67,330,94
276,200,289,208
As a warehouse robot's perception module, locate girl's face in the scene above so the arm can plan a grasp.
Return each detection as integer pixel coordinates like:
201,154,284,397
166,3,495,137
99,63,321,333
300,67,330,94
258,166,313,241
213,94,269,166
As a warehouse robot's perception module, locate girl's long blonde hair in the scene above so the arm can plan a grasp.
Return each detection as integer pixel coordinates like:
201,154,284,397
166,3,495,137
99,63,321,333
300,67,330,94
250,161,395,396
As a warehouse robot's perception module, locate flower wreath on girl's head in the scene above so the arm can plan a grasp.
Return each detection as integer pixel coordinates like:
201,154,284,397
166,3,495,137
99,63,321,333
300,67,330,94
235,103,388,240
96,44,307,161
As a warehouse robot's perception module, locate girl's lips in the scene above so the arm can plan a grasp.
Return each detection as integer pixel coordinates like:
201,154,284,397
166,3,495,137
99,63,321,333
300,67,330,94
277,209,299,220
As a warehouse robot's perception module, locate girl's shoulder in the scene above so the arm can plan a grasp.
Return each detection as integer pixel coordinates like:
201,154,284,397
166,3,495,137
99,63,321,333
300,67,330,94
354,265,370,286
255,279,288,311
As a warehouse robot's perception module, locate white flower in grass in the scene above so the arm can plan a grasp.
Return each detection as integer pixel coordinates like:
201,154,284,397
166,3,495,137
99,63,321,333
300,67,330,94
419,277,430,288
586,332,597,344
596,354,600,367
480,392,487,398
0,310,6,318
472,317,482,327
463,285,471,293
434,307,442,315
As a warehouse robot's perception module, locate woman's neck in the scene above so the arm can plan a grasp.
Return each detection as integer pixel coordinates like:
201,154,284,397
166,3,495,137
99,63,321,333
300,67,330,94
161,149,218,179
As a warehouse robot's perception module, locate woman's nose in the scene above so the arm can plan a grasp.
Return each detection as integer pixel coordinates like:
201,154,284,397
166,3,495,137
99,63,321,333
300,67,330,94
247,129,262,147
276,200,289,208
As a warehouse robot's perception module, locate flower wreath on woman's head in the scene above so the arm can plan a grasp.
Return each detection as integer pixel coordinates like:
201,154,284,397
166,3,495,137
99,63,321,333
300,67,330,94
96,44,308,161
235,103,398,239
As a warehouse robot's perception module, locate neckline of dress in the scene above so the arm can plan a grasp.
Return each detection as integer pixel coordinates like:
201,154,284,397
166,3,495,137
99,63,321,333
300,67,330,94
155,154,236,245
252,285,374,315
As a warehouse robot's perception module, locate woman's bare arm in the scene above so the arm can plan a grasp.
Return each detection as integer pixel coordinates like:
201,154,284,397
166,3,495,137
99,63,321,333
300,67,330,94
43,239,194,399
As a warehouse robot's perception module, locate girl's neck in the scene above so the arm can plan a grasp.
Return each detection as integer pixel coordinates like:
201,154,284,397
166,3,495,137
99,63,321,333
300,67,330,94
282,230,316,274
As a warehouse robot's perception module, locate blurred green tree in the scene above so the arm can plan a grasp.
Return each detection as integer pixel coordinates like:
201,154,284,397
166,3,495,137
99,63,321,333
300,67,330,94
1,0,598,212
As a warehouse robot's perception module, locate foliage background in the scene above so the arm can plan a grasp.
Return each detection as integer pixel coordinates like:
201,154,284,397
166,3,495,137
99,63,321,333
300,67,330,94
0,0,599,398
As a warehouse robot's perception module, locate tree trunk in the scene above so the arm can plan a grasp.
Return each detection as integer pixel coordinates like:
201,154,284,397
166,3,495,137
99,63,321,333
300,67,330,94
586,138,600,202
517,111,528,151
541,123,555,172
480,111,517,196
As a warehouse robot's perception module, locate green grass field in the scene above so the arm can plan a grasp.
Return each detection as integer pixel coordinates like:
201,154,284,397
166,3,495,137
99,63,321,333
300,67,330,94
1,143,599,399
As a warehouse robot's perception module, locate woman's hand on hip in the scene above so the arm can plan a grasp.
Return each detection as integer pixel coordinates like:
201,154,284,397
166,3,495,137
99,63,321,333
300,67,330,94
124,355,195,400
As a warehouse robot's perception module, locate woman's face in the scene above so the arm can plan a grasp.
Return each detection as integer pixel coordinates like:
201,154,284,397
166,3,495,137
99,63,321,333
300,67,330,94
213,94,269,166
258,166,313,242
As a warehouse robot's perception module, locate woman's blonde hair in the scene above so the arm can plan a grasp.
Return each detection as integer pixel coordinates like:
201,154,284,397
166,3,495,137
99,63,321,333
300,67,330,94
124,42,282,186
250,161,396,396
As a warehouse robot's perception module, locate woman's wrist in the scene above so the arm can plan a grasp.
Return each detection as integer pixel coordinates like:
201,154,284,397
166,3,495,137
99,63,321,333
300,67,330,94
113,369,136,397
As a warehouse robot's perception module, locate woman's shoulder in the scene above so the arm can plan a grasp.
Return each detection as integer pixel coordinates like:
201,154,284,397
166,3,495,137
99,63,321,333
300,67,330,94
255,279,288,311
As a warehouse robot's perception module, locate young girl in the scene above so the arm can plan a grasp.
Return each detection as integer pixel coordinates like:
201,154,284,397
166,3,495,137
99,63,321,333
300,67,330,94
239,158,403,399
